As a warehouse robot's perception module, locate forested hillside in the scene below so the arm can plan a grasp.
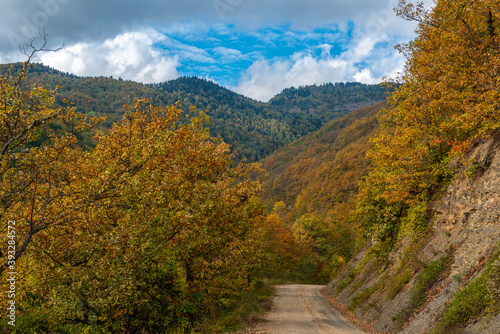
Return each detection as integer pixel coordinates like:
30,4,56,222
260,101,386,282
0,54,388,333
4,1,500,332
262,101,384,212
0,61,288,333
322,1,500,333
270,82,385,126
2,63,385,161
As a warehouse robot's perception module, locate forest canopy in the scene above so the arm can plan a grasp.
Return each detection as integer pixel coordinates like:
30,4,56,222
0,57,299,333
358,0,500,254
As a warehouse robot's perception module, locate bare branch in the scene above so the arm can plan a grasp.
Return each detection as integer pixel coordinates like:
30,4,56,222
19,29,65,68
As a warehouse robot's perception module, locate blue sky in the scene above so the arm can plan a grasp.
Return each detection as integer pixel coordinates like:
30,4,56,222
0,0,421,101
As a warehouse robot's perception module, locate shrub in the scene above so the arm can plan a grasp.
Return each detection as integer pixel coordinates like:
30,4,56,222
432,243,500,333
386,269,413,300
439,276,491,328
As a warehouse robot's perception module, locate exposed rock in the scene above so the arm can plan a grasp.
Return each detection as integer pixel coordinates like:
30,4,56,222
325,131,500,333
464,312,500,334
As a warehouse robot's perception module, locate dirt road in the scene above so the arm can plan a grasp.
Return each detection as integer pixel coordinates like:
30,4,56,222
251,285,366,334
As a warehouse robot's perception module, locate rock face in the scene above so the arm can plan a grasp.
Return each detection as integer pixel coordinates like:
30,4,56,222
325,131,500,334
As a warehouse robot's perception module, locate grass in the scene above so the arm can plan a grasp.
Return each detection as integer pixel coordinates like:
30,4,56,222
335,248,377,295
386,269,413,300
349,286,379,310
432,276,490,333
414,251,452,295
430,243,500,334
349,279,385,311
336,270,358,294
392,250,453,329
385,233,432,301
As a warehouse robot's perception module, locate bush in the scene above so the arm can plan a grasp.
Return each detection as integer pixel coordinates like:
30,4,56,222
386,269,413,300
439,276,491,328
432,243,500,333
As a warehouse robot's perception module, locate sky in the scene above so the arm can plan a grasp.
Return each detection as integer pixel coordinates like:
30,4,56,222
0,0,420,101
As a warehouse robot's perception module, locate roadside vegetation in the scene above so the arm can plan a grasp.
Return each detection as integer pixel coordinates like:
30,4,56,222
431,244,500,333
327,0,500,331
0,46,293,333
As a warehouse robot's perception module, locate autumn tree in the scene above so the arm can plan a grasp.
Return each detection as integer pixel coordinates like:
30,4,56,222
358,0,500,246
0,47,268,332
0,39,103,277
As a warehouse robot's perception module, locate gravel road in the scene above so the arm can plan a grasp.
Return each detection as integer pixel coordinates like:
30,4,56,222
251,285,366,334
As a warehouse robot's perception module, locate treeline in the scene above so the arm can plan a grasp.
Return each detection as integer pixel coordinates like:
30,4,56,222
1,63,385,161
260,102,384,283
270,82,386,110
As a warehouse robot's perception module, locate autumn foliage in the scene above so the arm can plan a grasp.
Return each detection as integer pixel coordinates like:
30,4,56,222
260,102,384,282
0,61,284,333
358,0,500,249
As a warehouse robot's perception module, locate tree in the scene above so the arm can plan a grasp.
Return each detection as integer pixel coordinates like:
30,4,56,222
0,39,102,277
357,0,500,245
1,93,266,332
1,48,267,331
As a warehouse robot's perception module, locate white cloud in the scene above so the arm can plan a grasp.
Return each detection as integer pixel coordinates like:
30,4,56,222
353,68,376,83
213,47,244,62
234,34,404,101
39,30,178,83
350,37,377,61
0,0,421,102
0,0,412,54
159,36,215,63
234,56,354,102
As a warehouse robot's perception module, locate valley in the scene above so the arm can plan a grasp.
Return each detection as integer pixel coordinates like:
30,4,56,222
1,0,500,332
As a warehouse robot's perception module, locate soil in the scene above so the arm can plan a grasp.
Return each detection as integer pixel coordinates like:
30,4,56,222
245,285,366,334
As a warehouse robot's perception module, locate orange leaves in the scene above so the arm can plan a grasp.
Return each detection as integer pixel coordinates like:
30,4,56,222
258,212,308,275
30,98,267,329
448,139,471,156
1,63,269,331
358,0,500,244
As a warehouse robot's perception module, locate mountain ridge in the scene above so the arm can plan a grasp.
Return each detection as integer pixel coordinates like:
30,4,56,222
1,62,386,161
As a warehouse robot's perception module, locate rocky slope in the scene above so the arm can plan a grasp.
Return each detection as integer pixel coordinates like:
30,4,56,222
324,131,500,334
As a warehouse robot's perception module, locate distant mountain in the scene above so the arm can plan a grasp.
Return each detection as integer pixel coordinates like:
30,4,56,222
261,101,386,214
270,82,386,121
259,101,386,283
2,63,387,161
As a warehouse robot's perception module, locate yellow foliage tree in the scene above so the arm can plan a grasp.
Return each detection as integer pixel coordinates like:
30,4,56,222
358,0,500,242
0,58,266,332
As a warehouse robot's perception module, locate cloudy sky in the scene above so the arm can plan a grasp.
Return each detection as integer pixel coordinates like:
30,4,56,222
0,0,419,101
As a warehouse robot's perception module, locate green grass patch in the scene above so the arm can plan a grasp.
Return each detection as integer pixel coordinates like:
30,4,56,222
335,248,377,294
386,269,413,300
349,280,384,311
414,251,452,295
348,281,363,296
336,269,357,294
433,276,491,333
431,243,500,334
385,234,432,301
392,251,453,329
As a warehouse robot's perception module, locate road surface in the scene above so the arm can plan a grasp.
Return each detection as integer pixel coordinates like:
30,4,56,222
251,285,366,334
